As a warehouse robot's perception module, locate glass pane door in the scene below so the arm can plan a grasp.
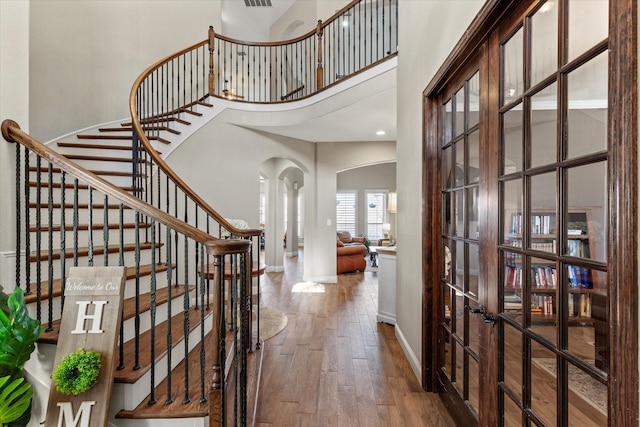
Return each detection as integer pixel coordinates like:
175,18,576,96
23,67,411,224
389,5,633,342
440,70,482,420
497,1,609,425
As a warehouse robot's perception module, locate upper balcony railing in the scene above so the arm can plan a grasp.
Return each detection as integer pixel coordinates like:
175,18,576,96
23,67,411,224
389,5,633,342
210,0,398,102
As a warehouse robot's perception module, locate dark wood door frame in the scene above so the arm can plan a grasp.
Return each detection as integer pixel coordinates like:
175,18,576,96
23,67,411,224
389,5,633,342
421,0,638,425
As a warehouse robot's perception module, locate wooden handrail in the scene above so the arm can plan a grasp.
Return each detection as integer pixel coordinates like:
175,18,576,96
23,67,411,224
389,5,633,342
129,52,262,239
1,119,240,250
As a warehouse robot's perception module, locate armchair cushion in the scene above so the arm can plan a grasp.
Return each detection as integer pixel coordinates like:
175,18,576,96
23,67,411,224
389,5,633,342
336,231,367,274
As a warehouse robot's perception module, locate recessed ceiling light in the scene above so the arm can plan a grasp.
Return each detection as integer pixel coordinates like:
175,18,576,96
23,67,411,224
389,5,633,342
376,130,386,136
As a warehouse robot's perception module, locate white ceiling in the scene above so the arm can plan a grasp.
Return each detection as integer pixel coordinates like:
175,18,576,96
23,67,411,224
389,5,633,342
219,0,397,143
217,58,397,143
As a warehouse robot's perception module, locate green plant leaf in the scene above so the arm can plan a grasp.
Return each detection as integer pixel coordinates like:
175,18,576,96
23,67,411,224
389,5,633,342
0,375,32,425
0,288,43,370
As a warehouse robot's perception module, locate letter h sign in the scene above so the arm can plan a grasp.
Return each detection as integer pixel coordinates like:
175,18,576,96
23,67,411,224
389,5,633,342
45,267,126,427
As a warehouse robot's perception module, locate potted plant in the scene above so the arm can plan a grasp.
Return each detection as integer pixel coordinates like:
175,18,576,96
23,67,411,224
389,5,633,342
0,286,43,427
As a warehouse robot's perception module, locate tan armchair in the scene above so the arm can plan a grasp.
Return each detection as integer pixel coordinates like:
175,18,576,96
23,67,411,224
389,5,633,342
336,231,367,274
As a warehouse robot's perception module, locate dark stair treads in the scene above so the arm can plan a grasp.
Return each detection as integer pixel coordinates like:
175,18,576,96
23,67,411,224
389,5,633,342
57,142,134,151
115,329,262,421
24,264,175,308
29,166,145,179
29,181,137,192
114,306,209,384
62,153,146,163
29,222,149,232
98,126,181,136
28,242,160,262
29,202,131,209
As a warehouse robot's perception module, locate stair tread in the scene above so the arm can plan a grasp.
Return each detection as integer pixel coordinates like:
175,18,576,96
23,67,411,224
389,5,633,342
57,142,134,151
37,283,198,385
63,154,145,163
28,242,159,262
116,331,262,420
29,181,136,191
28,166,144,178
122,116,192,127
29,202,133,209
76,134,133,140
115,307,209,383
27,263,171,305
29,222,150,232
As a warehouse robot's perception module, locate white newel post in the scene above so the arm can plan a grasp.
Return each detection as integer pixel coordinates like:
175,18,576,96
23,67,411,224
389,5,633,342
44,267,126,427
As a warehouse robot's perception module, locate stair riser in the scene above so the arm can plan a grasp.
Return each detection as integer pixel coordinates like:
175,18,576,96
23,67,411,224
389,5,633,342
27,228,156,250
28,290,191,341
119,296,188,343
58,147,132,163
66,159,141,173
27,245,160,270
112,318,213,411
28,207,138,225
27,188,138,208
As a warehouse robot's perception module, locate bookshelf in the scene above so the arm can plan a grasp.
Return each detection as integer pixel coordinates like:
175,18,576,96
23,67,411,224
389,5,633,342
503,208,602,325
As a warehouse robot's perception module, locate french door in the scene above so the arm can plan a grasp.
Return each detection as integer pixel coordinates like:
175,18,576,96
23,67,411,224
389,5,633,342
423,0,637,426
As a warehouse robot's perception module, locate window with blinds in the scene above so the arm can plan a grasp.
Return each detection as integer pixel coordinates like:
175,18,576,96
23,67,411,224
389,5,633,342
366,191,387,240
336,191,357,235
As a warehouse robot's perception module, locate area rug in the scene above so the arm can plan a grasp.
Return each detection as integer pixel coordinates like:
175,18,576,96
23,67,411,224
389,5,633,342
252,305,287,341
532,358,606,415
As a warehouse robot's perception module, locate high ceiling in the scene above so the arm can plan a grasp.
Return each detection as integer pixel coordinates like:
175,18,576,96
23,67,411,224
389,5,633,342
220,0,397,143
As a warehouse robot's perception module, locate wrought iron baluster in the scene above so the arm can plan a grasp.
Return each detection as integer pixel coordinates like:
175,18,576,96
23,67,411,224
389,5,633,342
199,244,206,403
134,211,141,370
24,146,30,295
194,207,199,310
182,193,190,404
118,203,125,370
35,157,42,323
103,194,109,266
73,179,79,267
381,0,385,59
157,146,162,265
149,219,157,405
88,186,94,267
165,228,174,404
219,254,226,426
47,165,54,330
15,143,21,289
60,172,66,311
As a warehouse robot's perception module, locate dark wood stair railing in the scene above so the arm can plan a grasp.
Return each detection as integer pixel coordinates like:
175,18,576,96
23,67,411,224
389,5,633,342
2,119,256,427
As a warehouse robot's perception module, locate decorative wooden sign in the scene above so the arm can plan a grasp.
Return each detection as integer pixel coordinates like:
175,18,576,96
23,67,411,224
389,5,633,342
45,266,126,427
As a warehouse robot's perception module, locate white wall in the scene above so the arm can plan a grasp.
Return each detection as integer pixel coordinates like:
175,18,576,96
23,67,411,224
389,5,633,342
270,0,317,40
337,161,397,238
317,141,396,281
0,0,30,286
29,1,222,143
168,118,395,282
396,0,484,380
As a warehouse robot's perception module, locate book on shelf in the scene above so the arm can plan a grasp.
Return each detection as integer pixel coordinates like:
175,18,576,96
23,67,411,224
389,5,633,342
531,295,554,316
509,213,555,235
504,292,522,310
567,239,587,257
532,266,557,288
568,293,592,318
567,265,592,289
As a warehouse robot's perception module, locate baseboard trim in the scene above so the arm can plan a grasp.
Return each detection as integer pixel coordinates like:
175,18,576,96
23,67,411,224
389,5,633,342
395,324,422,384
0,250,21,291
266,265,284,273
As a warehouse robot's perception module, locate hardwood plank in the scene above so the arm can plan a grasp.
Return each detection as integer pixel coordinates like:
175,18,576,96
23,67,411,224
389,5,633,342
254,250,455,426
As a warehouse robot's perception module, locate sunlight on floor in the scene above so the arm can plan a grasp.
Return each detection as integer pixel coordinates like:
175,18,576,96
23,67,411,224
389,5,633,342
291,281,325,293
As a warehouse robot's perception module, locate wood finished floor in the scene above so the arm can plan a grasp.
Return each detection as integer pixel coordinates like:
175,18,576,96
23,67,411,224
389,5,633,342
254,251,455,427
